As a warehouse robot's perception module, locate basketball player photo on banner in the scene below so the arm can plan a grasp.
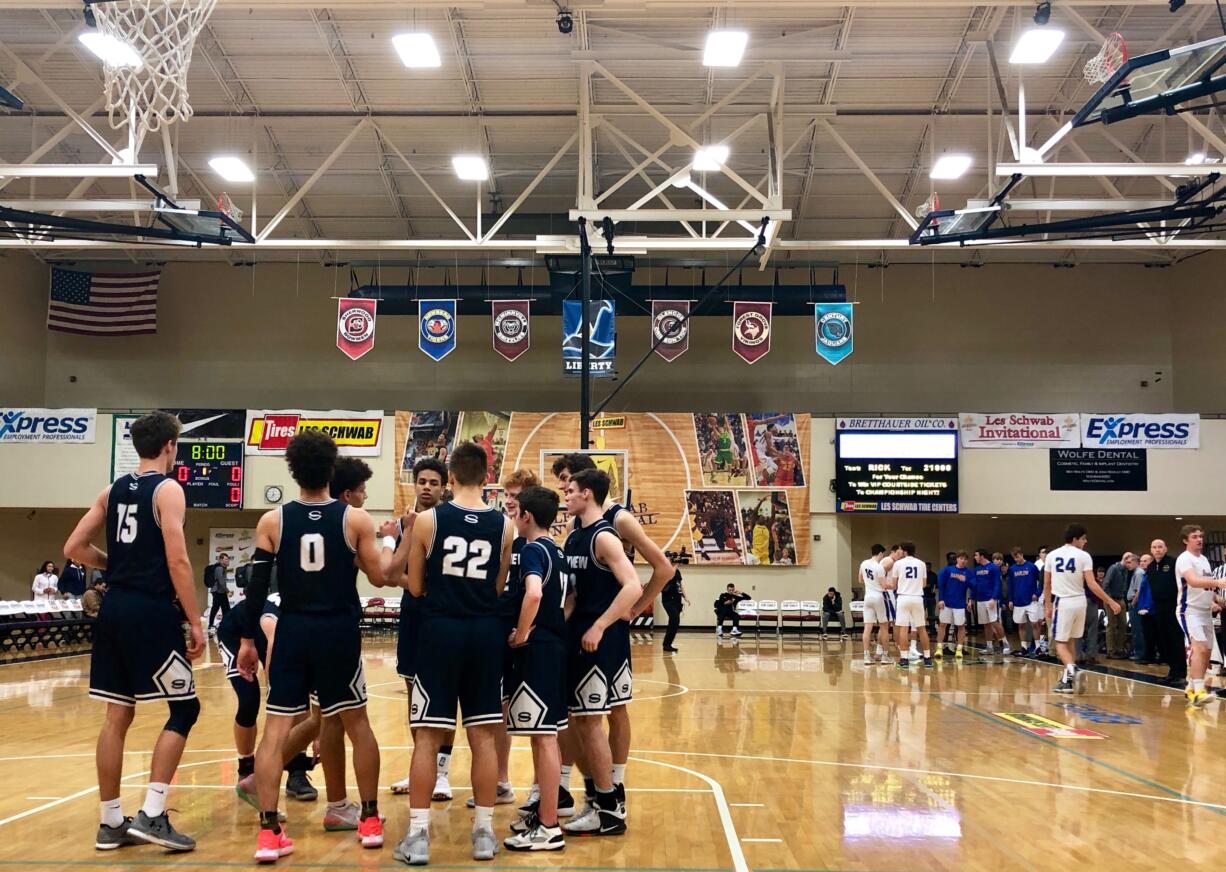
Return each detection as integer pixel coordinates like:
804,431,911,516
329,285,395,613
814,302,853,365
694,413,752,487
685,489,745,564
732,301,772,364
562,298,616,377
454,411,512,484
418,299,457,361
491,299,530,361
336,297,376,361
396,410,459,484
746,413,806,487
737,490,798,565
651,299,690,361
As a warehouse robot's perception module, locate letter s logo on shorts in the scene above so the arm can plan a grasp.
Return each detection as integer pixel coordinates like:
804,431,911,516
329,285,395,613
0,408,95,443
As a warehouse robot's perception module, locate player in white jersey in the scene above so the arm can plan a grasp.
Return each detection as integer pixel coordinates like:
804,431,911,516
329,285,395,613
859,545,894,665
889,542,933,669
1175,524,1222,708
1044,524,1120,694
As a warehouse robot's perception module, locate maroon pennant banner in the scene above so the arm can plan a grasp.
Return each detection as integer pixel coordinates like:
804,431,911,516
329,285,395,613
651,299,690,362
732,301,772,364
337,297,377,361
491,299,531,361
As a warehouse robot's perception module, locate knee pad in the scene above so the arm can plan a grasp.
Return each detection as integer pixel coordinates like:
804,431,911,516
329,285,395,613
165,697,201,737
233,678,260,729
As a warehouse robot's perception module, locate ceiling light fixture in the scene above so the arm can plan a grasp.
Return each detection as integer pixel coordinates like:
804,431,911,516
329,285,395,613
1169,0,1187,13
1185,152,1207,165
208,155,255,183
392,32,441,68
703,30,748,67
930,153,973,179
1034,1,1052,25
452,154,489,181
1010,28,1065,64
693,144,730,172
78,32,142,68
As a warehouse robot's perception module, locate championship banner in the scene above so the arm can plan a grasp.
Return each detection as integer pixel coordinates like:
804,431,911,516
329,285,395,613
491,300,530,362
418,299,457,361
814,302,853,366
1079,413,1199,449
245,410,384,457
0,408,95,443
651,300,690,362
562,299,616,377
337,297,377,361
732,301,771,364
959,413,1080,449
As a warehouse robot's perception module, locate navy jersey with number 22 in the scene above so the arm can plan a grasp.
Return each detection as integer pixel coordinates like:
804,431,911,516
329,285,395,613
424,502,506,618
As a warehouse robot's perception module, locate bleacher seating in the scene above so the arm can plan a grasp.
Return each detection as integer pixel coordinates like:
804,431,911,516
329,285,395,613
0,598,94,663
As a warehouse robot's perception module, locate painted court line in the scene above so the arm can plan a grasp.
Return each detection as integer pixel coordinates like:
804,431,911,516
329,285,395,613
728,803,765,808
740,838,783,843
630,756,748,872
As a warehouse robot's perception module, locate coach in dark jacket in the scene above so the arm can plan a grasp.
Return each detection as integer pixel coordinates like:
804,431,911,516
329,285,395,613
1146,539,1184,686
660,569,690,653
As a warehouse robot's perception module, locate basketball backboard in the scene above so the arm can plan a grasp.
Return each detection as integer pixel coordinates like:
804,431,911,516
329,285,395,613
0,85,21,110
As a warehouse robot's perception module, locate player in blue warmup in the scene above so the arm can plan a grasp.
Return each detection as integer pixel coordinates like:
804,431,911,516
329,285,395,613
935,552,971,659
1007,548,1044,657
972,549,1008,658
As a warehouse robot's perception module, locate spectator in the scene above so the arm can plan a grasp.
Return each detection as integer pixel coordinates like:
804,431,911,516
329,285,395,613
1102,553,1135,658
821,587,847,639
82,579,107,618
59,558,87,597
660,568,690,653
1128,554,1151,662
1147,538,1184,686
714,584,750,637
32,561,58,600
1077,567,1106,664
207,553,232,633
924,563,939,631
777,546,794,565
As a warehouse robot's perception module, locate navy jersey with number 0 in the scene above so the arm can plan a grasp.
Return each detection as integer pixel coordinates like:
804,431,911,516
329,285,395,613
512,538,569,642
565,518,623,619
105,472,175,598
275,499,359,617
424,502,506,618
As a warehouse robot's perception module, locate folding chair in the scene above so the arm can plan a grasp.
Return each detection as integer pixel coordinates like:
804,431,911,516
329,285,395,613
801,600,822,636
755,599,780,635
779,600,805,635
729,599,756,636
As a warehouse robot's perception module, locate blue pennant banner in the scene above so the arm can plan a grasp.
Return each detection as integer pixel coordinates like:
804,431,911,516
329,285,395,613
814,302,853,366
562,299,616,378
418,299,457,361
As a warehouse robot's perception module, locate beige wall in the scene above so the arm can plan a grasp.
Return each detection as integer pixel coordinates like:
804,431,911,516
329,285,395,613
1,253,49,405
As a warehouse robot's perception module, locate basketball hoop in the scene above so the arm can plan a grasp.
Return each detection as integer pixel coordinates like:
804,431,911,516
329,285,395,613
217,192,243,223
916,191,941,221
1084,32,1127,85
90,0,219,146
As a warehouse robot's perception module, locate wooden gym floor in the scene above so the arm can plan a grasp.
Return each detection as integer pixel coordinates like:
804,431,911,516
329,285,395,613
0,633,1223,872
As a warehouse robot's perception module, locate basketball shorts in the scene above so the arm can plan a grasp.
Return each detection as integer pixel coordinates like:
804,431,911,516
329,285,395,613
267,612,366,717
862,592,895,625
411,614,504,730
506,636,568,735
1013,602,1043,625
1181,608,1214,644
976,601,999,625
714,449,735,467
939,606,967,627
89,589,195,707
397,599,421,680
894,595,925,629
1051,595,1087,642
568,616,632,716
501,617,517,703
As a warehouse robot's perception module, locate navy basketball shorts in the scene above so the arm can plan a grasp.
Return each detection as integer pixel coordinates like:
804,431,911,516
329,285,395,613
90,589,195,706
411,614,504,730
567,617,633,717
397,601,421,680
266,612,367,717
500,617,516,704
506,636,568,735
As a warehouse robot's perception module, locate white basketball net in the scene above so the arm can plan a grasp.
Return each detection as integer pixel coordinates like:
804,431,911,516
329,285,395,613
1084,32,1127,85
916,192,941,220
92,0,218,145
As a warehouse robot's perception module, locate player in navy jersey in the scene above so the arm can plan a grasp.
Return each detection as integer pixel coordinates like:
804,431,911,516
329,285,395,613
502,485,570,852
218,592,284,792
237,431,395,864
64,411,203,852
391,442,514,866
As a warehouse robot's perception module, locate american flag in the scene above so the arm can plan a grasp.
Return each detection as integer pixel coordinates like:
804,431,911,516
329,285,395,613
47,268,159,336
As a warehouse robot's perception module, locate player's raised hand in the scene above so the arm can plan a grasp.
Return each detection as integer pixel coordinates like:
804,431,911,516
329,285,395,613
378,519,399,540
400,509,418,532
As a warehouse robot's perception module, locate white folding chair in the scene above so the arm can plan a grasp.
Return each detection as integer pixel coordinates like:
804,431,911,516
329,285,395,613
756,599,780,635
780,600,804,636
730,599,756,636
801,600,822,636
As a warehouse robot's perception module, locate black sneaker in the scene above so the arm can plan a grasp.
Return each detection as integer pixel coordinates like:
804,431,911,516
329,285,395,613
510,811,539,835
127,810,196,852
95,816,141,850
1053,676,1076,694
557,785,575,818
596,808,626,836
923,657,934,669
285,771,318,801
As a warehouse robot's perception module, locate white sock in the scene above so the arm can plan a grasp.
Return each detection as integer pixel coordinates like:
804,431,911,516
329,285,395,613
498,780,513,792
560,764,572,786
1065,664,1076,679
100,798,124,827
410,807,430,835
1192,679,1206,692
436,751,451,778
923,650,930,659
141,782,168,818
876,644,884,656
327,799,348,810
473,806,494,832
611,763,626,785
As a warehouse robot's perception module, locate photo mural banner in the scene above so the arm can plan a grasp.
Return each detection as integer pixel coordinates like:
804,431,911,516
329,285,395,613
393,411,811,566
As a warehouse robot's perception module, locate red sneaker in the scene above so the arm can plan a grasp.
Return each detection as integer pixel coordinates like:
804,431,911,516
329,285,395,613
358,815,384,848
254,827,294,863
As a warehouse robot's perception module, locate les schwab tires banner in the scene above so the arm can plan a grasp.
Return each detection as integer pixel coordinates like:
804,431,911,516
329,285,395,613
245,410,384,457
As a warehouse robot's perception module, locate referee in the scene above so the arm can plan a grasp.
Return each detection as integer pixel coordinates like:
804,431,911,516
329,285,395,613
660,566,689,653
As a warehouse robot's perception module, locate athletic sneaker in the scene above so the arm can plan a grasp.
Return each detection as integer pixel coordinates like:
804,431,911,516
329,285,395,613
1053,676,1077,694
863,654,875,665
562,804,599,834
235,776,287,821
942,645,954,656
923,657,934,668
517,786,575,822
432,774,453,801
510,811,538,835
878,657,894,666
323,800,360,831
254,827,294,863
390,775,411,795
1011,648,1028,658
95,816,141,850
934,647,943,659
955,647,964,659
730,628,742,637
466,782,516,808
895,659,909,670
505,823,565,852
392,829,430,866
358,815,384,848
715,627,723,637
128,810,196,852
472,826,499,860
285,771,318,801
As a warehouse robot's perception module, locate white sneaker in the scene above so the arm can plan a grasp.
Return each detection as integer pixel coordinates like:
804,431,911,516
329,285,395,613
393,828,430,866
465,783,516,808
562,804,600,834
526,784,540,806
472,826,498,861
432,774,453,801
390,775,411,796
505,822,564,852
715,627,723,637
730,628,742,636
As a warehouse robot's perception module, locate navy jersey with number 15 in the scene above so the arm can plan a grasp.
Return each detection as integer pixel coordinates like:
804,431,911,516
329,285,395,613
105,471,174,599
424,502,506,618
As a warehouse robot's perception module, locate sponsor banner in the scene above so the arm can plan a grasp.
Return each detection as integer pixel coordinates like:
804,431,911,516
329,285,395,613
591,415,626,430
994,712,1107,739
1079,413,1198,449
491,300,530,362
0,408,95,443
245,410,384,457
337,297,377,361
562,299,616,378
732,301,771,364
959,413,1080,449
418,299,457,361
1050,448,1147,492
837,417,958,432
111,415,141,479
651,299,690,362
814,302,853,366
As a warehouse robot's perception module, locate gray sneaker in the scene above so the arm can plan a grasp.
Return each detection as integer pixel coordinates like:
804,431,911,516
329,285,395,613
285,771,318,802
472,826,499,861
1053,676,1077,694
392,829,430,866
465,782,516,808
95,816,141,850
504,823,564,852
127,810,196,852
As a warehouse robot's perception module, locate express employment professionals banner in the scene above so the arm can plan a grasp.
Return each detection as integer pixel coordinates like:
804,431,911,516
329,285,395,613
0,408,95,443
959,413,1080,449
245,410,384,457
1079,413,1199,449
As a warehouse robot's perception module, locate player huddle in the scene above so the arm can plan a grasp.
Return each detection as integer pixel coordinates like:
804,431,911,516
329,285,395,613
66,411,673,866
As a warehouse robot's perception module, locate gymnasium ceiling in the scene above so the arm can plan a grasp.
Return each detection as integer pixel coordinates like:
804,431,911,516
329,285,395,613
2,0,1226,265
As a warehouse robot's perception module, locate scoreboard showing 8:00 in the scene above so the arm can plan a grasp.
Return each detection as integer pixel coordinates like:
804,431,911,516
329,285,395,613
834,417,959,513
172,441,244,509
